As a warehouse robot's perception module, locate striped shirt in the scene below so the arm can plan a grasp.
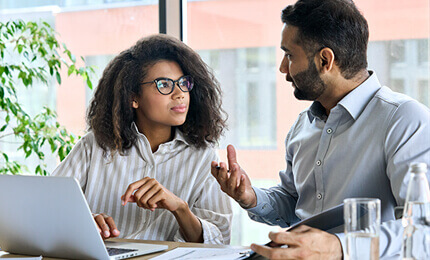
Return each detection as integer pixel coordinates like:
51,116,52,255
52,125,232,244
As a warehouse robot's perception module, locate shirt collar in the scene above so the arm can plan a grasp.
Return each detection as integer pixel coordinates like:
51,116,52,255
131,122,190,147
170,127,190,146
307,101,327,123
306,71,381,122
337,71,381,120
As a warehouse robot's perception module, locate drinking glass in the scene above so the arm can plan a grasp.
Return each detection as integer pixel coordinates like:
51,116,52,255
344,198,381,260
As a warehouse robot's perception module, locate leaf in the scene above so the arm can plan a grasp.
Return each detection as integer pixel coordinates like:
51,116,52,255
35,165,41,175
48,138,57,152
67,64,75,76
9,103,17,116
55,71,61,85
25,149,32,158
37,152,45,160
58,146,64,161
0,125,7,132
86,77,93,90
42,21,51,28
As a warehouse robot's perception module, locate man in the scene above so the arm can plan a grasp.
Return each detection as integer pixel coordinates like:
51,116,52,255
211,0,430,259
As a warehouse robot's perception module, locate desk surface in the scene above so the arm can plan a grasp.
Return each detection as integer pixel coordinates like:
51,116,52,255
0,238,266,259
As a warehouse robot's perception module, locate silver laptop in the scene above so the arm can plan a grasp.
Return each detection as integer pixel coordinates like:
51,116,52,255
0,175,168,259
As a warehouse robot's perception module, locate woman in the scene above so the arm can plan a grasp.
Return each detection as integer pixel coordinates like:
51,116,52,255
52,34,232,244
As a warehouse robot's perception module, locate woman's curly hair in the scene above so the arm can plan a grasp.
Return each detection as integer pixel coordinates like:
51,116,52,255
87,34,227,154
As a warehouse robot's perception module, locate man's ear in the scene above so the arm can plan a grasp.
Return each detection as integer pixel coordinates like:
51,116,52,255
317,47,335,73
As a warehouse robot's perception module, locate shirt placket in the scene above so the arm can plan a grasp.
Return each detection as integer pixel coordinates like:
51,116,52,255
313,109,341,213
137,137,157,179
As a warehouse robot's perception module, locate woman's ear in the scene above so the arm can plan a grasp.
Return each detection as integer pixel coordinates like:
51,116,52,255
132,100,138,109
317,47,335,73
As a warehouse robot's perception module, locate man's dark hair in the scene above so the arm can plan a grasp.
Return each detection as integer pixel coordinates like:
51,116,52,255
87,34,227,154
282,0,369,79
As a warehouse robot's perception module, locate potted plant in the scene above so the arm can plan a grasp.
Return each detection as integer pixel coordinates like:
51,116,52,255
0,20,94,175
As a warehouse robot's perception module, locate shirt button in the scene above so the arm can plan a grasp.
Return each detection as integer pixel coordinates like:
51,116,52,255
317,193,323,200
326,128,333,134
316,160,322,166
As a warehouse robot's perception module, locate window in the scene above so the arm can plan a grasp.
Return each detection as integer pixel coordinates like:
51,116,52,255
389,40,406,64
198,47,277,149
84,55,116,107
0,0,158,173
0,0,157,9
418,39,429,64
418,80,429,106
368,39,429,102
390,79,405,93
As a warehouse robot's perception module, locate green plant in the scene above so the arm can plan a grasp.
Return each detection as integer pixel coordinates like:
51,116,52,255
0,20,95,175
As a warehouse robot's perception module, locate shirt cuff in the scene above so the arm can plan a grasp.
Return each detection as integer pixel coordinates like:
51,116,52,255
335,232,347,260
200,218,224,244
246,186,276,217
172,218,223,244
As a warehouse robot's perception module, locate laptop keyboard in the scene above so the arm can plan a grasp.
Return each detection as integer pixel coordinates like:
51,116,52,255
107,247,138,256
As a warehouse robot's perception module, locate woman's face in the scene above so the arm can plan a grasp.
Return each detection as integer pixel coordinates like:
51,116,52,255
133,60,190,133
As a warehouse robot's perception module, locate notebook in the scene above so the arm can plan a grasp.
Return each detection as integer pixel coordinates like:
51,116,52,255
0,175,168,259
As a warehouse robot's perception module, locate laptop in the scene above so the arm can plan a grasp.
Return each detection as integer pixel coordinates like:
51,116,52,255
0,175,168,259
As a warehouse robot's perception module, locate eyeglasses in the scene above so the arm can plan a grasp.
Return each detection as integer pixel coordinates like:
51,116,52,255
142,75,194,95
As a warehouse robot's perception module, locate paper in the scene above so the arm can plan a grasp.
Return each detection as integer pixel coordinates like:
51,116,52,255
150,247,252,260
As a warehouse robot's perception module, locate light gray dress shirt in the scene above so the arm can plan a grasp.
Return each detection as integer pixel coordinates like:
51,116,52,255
246,72,430,258
52,125,232,244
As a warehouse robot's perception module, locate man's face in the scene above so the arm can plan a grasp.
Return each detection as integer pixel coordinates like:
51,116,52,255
279,24,327,101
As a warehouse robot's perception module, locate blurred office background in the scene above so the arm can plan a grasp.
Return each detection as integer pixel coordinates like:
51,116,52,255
0,0,429,246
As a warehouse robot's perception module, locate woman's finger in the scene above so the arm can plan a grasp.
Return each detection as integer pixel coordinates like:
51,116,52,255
103,214,120,237
133,179,158,208
137,184,162,209
121,177,151,206
94,214,110,238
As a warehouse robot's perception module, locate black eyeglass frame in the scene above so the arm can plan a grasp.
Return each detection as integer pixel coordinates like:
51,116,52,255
141,75,194,95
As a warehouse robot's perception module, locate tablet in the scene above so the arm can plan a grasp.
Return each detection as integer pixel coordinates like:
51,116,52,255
246,203,344,258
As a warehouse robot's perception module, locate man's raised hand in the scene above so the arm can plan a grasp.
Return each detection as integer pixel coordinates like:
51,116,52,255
210,144,257,209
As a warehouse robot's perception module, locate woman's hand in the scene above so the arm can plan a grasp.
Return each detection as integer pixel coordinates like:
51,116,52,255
121,177,186,212
122,177,203,242
92,213,120,240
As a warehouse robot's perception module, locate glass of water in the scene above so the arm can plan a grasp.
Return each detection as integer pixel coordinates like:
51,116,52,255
344,198,381,260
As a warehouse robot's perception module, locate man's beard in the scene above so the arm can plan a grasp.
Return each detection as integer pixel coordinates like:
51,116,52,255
291,61,327,101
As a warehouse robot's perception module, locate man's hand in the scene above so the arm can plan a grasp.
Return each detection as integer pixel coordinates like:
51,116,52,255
121,177,186,212
210,144,257,208
251,226,343,260
93,213,120,240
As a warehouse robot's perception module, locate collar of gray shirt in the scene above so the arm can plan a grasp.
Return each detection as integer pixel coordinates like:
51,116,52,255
307,71,381,123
